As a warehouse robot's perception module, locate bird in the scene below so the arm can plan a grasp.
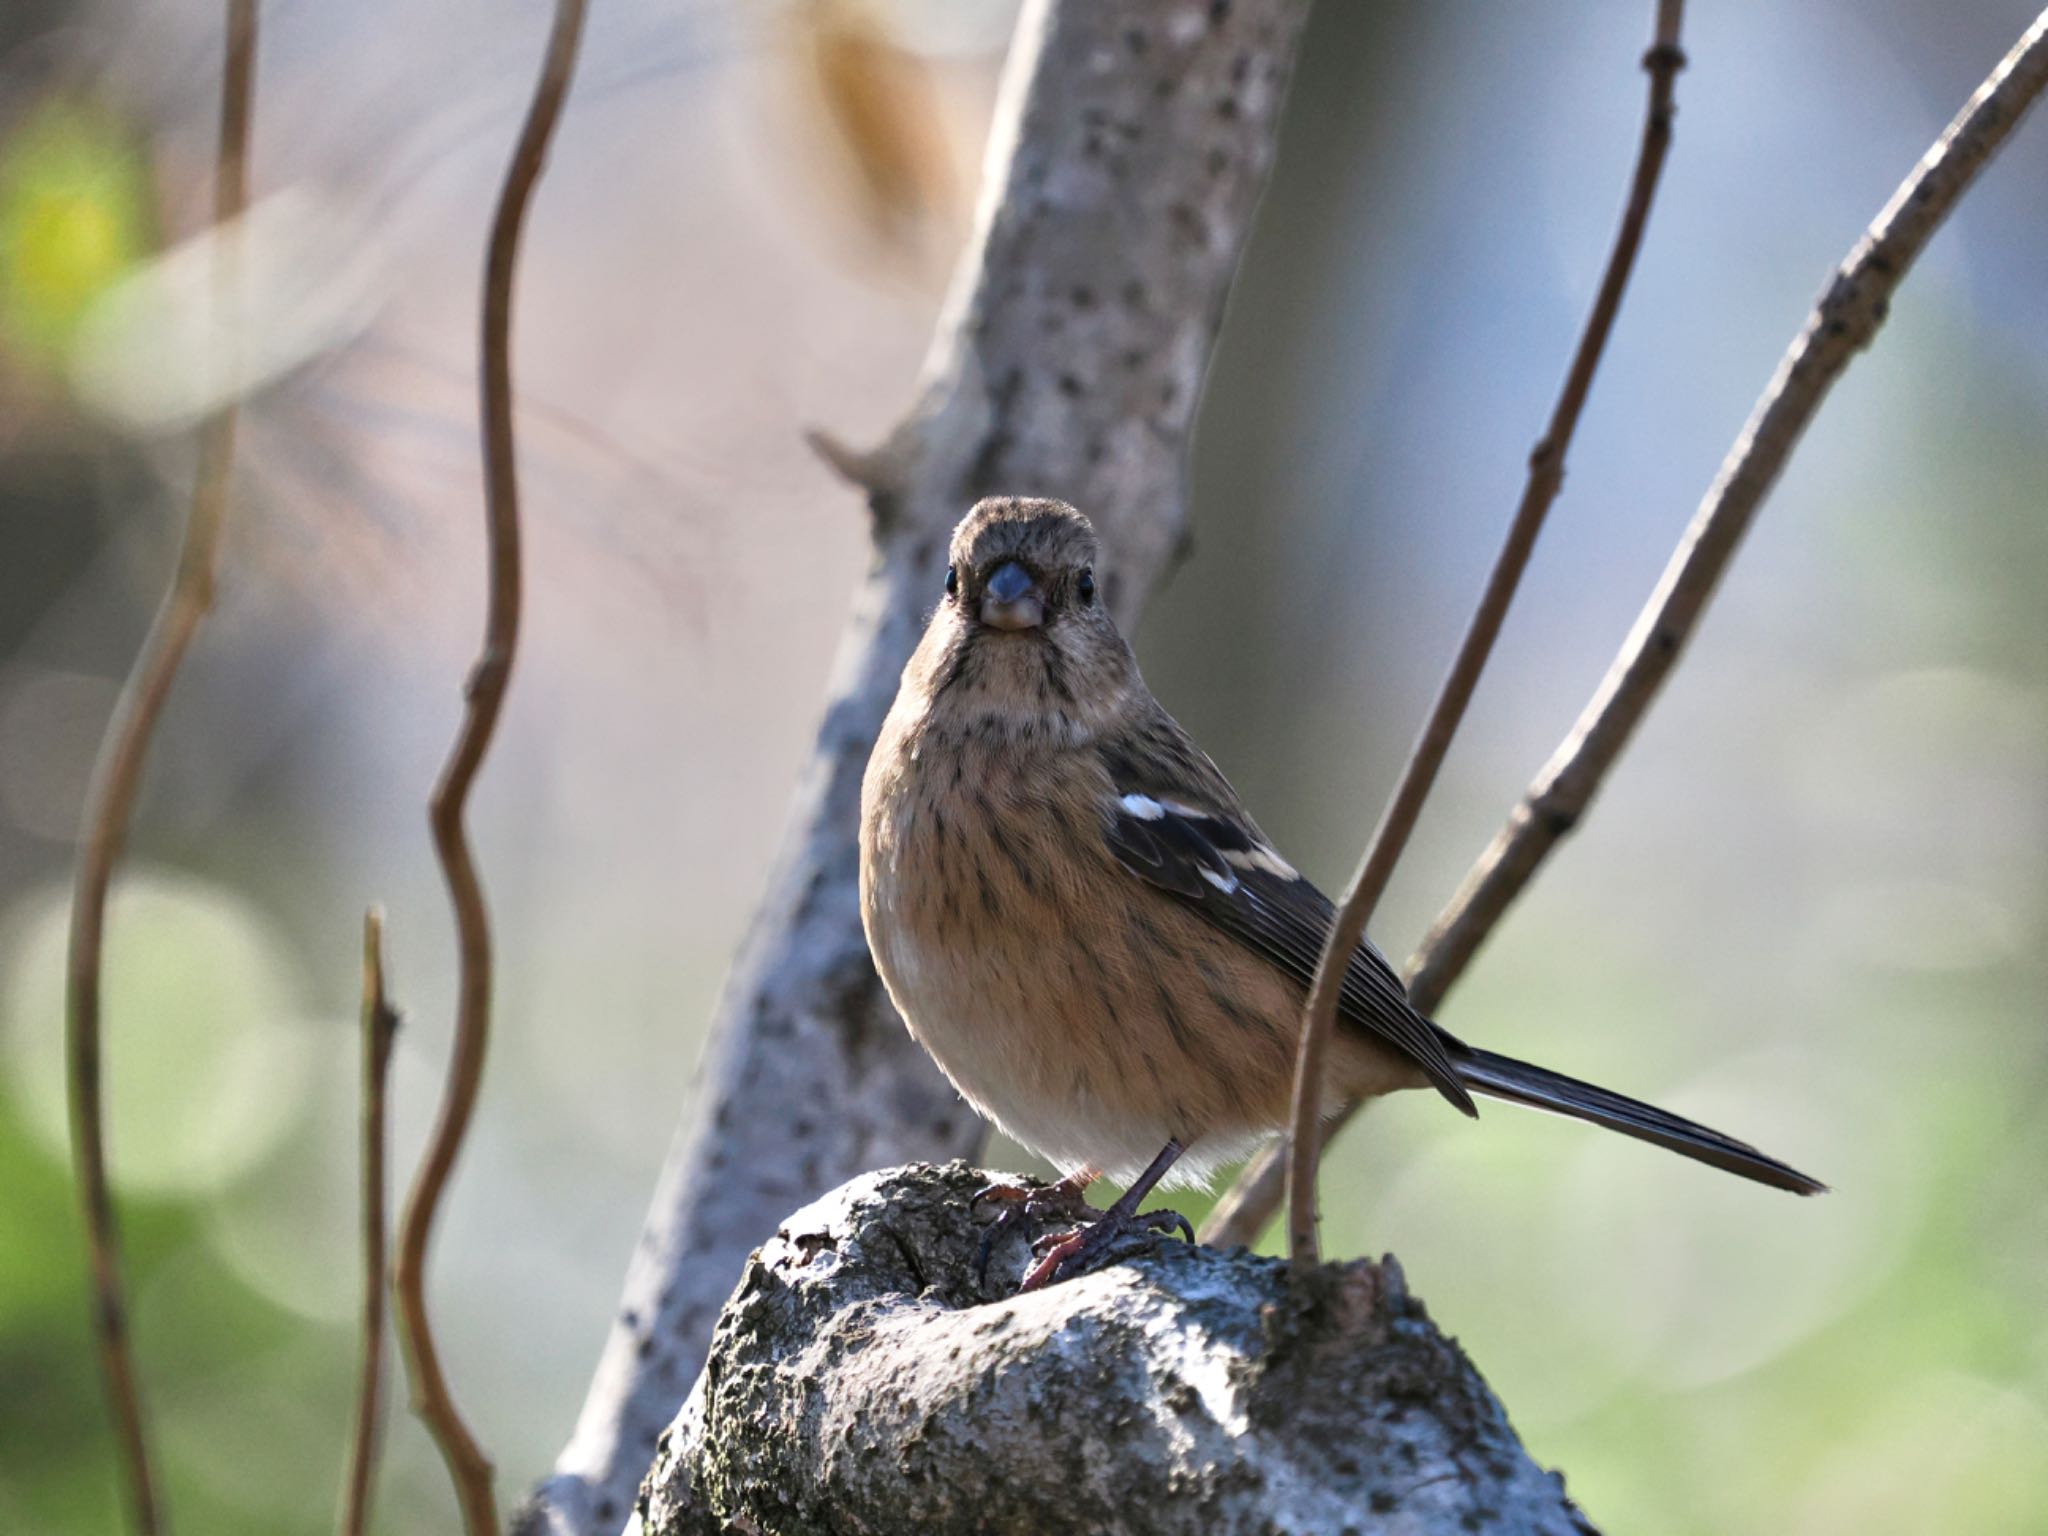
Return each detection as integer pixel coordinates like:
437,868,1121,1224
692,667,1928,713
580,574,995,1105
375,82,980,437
858,495,1825,1290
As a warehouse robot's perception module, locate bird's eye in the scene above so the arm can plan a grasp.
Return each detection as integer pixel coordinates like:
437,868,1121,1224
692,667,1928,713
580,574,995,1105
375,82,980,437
945,566,959,599
1077,568,1096,606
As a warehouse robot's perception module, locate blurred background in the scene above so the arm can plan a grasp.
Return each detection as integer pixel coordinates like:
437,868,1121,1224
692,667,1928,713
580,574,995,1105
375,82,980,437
3,0,2045,1530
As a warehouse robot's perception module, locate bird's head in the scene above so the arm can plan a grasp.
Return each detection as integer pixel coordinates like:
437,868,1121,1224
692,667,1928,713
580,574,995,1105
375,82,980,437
947,496,1101,633
911,497,1138,742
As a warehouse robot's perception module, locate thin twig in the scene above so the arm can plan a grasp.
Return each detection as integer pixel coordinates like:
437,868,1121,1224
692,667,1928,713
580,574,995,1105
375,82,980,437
1214,3,2048,1254
62,5,258,1530
390,3,588,1532
1279,0,1687,1272
341,909,400,1536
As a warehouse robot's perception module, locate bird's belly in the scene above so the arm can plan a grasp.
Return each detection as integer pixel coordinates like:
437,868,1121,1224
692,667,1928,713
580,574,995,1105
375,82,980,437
870,918,1176,1181
866,856,1301,1186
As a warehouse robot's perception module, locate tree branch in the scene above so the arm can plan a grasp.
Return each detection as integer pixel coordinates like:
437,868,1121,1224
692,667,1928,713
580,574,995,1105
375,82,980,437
341,908,400,1536
1209,2,2048,1252
1282,0,1687,1271
62,6,258,1530
391,3,588,1531
634,1165,1599,1536
524,4,1314,1530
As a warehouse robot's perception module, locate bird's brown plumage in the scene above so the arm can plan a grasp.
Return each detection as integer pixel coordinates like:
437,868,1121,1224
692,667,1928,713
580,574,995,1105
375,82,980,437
859,496,1825,1198
859,498,1436,1184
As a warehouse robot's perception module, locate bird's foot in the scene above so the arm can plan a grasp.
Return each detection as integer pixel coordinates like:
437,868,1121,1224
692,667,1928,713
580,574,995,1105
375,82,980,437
971,1175,1095,1288
1018,1203,1195,1293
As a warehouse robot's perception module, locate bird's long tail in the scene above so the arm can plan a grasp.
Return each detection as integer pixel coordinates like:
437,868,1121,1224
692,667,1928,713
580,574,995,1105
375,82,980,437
1450,1045,1827,1195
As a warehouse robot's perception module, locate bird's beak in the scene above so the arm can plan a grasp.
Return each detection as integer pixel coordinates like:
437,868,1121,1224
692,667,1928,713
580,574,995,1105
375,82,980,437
979,561,1045,631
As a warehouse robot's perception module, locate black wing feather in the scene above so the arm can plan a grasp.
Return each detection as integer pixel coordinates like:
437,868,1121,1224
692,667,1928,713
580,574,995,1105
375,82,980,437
1104,790,1477,1116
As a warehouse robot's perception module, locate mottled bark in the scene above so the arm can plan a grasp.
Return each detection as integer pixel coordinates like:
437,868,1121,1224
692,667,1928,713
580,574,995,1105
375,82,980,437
523,4,1314,1530
635,1164,1598,1536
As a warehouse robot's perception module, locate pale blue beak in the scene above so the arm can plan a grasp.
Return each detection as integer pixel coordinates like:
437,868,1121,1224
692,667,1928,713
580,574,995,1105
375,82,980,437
980,561,1045,631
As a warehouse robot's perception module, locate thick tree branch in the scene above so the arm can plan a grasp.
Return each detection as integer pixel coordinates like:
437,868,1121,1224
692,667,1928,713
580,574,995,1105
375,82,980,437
634,1165,1598,1536
62,6,258,1531
1209,3,2048,1251
1282,0,1687,1271
525,4,1314,1530
392,3,588,1532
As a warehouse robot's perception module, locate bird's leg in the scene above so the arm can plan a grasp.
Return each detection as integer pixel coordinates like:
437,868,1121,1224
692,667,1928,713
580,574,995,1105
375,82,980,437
971,1167,1099,1286
1018,1139,1194,1293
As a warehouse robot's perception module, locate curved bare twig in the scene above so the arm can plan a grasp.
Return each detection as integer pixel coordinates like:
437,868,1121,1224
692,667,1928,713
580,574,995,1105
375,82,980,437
1214,2,2048,1253
1281,0,1688,1269
389,3,589,1531
63,5,259,1530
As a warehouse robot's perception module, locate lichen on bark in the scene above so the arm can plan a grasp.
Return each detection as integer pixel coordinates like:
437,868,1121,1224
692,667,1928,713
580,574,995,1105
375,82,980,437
637,1163,1599,1536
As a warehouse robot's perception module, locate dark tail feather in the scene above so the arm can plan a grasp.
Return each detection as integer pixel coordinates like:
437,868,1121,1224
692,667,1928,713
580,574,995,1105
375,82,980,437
1452,1045,1828,1196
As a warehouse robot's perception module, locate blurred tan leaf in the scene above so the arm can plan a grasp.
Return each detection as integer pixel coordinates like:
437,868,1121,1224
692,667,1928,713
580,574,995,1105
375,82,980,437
784,0,962,260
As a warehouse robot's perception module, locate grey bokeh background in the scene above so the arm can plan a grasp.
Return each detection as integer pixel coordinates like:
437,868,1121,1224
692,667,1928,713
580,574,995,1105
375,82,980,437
2,1,2044,1531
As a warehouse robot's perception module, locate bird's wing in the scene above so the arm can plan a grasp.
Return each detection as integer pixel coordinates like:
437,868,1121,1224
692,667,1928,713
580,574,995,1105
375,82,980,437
1096,727,1477,1116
